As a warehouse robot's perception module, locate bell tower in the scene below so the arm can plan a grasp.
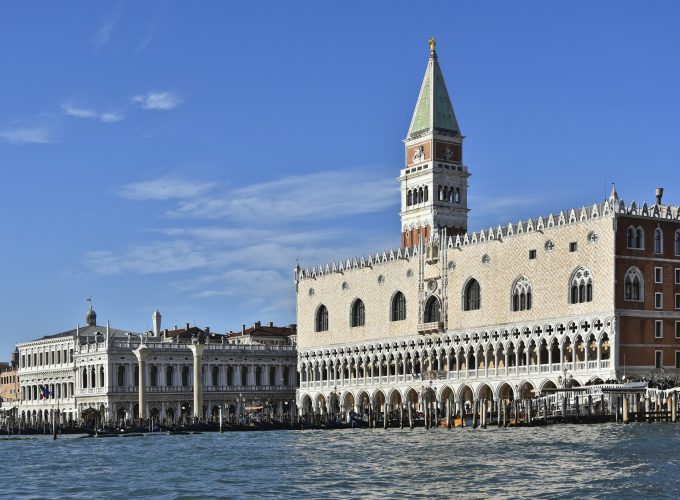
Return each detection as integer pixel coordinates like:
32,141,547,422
400,38,470,248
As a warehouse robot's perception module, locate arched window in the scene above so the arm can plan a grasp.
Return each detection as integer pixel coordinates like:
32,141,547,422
418,187,424,203
443,187,449,203
351,299,365,327
150,365,158,387
448,187,454,203
211,366,219,386
464,279,481,311
676,230,680,255
424,186,428,202
628,226,644,249
82,368,88,389
438,185,443,201
654,228,663,254
624,267,644,301
255,366,262,386
117,366,125,387
455,188,460,204
511,276,532,312
424,296,441,323
315,305,329,332
181,366,189,387
570,267,593,304
99,366,104,387
166,366,174,386
407,190,412,206
391,291,406,321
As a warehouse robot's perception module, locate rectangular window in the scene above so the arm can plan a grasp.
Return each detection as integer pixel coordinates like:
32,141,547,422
529,249,536,259
569,242,577,252
655,267,663,284
676,351,680,369
676,294,680,310
675,268,680,284
676,321,680,339
655,320,663,339
655,292,663,309
655,350,663,368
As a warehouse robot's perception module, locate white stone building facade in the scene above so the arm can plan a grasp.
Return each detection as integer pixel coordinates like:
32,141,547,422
294,40,680,420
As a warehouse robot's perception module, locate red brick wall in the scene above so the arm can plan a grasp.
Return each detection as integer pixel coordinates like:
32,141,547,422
615,215,680,369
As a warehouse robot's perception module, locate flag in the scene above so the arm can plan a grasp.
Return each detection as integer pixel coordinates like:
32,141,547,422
39,384,50,400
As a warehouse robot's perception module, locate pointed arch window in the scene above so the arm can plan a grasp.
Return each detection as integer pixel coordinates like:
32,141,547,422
570,267,593,304
654,228,663,254
464,279,481,311
407,191,412,207
351,299,365,327
424,186,429,202
455,188,460,204
438,185,443,201
315,305,329,332
624,267,644,301
391,292,406,321
511,276,532,312
424,296,441,323
628,226,644,249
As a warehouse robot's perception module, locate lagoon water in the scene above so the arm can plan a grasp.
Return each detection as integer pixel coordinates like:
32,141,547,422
2,423,679,499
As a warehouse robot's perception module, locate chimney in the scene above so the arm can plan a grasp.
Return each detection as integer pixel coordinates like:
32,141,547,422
254,321,261,329
656,187,664,205
164,328,169,335
185,322,190,331
205,327,210,334
241,324,246,334
268,321,274,328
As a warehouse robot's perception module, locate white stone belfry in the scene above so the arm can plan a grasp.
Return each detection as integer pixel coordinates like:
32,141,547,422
400,38,470,247
152,310,161,337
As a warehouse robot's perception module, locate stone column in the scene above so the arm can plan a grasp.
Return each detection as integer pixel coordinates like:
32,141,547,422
189,343,207,419
133,345,148,421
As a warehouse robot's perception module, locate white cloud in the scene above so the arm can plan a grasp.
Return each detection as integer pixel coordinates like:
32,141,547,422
132,91,181,110
0,127,53,144
94,6,121,48
168,169,397,222
117,176,215,201
61,104,124,123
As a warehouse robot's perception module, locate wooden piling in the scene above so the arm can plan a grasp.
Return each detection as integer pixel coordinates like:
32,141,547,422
472,400,478,429
645,397,651,423
408,403,413,430
623,395,629,424
400,403,404,429
446,399,451,429
672,393,677,423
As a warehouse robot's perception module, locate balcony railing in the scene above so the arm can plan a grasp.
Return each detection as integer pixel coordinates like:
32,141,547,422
297,359,614,390
417,321,444,334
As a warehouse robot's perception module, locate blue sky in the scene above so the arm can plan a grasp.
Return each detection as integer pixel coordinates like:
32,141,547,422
1,1,679,355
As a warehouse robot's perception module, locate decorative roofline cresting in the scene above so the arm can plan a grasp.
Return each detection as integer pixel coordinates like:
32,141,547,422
294,197,680,282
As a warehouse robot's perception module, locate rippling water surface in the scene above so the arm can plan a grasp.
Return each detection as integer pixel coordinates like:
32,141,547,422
2,424,679,499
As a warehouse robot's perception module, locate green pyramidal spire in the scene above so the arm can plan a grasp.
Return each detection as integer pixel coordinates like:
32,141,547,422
407,39,460,139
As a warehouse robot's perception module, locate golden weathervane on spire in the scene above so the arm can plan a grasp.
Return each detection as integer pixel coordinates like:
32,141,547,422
428,37,436,52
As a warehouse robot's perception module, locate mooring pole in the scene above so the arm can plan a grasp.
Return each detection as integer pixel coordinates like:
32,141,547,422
400,403,404,429
446,399,451,429
623,395,629,424
408,402,413,430
672,393,677,423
